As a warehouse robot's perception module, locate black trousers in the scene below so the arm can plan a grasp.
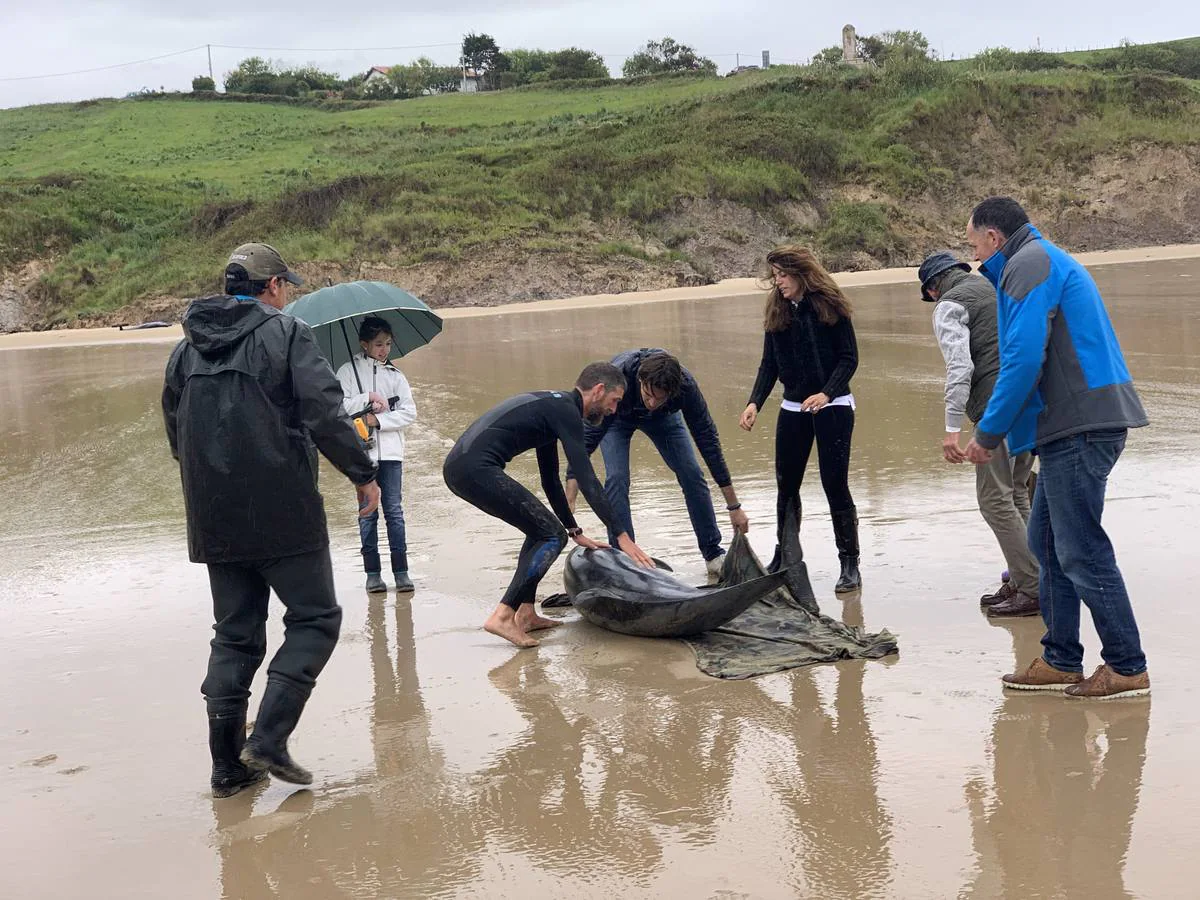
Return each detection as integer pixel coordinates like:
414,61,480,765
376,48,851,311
775,406,856,541
201,547,342,714
444,460,567,610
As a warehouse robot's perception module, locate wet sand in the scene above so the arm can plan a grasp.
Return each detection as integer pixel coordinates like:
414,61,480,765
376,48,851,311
3,242,1199,351
2,255,1198,897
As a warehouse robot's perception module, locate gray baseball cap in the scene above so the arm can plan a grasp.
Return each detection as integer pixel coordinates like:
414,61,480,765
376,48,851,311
225,243,304,285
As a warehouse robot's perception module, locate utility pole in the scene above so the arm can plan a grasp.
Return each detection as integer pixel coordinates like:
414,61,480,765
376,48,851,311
207,44,213,83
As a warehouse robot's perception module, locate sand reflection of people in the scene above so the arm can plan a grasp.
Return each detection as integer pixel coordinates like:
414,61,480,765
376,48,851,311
442,362,654,648
478,652,745,874
212,790,352,900
965,621,1150,897
212,595,483,899
772,664,894,896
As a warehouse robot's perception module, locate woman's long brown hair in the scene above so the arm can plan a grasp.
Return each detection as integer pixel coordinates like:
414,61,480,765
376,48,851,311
762,245,852,331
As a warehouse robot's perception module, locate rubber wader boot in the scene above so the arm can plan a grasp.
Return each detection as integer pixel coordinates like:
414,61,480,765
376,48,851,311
393,570,414,593
365,572,387,593
209,706,268,799
832,507,862,593
241,680,314,786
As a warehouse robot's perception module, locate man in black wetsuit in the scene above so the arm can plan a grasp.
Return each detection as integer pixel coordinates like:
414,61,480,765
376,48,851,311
443,362,655,648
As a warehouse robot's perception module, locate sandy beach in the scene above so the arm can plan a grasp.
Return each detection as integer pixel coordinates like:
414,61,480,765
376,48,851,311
1,250,1198,897
3,242,1198,352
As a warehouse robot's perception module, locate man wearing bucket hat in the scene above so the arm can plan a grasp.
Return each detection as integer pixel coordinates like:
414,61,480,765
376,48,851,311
164,242,380,797
918,250,1040,617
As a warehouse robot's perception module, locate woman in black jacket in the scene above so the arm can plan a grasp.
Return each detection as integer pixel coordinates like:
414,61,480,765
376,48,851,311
739,245,861,592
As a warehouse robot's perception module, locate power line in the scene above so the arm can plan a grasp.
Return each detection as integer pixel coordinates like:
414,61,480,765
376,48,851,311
3,39,794,84
0,45,207,82
211,42,460,53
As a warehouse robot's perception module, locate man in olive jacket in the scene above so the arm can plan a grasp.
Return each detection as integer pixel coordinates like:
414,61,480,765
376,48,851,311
919,251,1040,618
163,243,380,797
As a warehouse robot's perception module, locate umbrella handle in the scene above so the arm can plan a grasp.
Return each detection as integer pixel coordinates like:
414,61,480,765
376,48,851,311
341,318,363,392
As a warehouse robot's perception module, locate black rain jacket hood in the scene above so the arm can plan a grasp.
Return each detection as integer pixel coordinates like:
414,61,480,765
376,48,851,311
163,295,377,564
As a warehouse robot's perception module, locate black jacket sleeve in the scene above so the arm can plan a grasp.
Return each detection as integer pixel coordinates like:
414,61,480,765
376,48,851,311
679,375,732,488
288,322,378,486
550,404,622,535
821,316,859,399
564,415,611,482
748,332,779,409
536,441,578,530
162,342,184,461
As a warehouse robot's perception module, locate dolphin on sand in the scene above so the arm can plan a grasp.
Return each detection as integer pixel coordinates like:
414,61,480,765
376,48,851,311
562,550,789,639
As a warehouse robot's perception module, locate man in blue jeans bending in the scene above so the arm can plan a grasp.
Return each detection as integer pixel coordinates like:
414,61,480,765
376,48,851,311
963,197,1151,699
565,350,749,575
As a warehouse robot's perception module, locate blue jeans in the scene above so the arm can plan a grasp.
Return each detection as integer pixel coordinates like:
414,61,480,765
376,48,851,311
1029,430,1146,676
360,460,408,574
599,412,723,561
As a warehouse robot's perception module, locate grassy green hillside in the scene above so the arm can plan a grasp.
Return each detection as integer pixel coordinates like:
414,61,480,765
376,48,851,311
2,44,1199,327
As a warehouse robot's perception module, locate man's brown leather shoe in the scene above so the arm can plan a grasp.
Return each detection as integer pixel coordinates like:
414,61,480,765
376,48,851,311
1065,664,1150,700
1002,657,1083,692
980,582,1015,607
986,591,1040,618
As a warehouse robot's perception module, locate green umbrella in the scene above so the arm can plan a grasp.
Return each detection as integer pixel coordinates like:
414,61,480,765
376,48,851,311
283,281,443,372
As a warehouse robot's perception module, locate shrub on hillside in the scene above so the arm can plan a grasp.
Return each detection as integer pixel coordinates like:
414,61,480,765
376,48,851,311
973,47,1067,72
860,31,932,66
1092,39,1200,79
819,202,894,258
191,76,215,92
500,48,610,87
222,57,344,97
623,38,717,78
812,46,846,66
388,57,460,98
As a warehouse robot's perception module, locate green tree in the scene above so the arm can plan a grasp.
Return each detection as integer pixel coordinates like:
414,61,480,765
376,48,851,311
461,32,503,88
223,56,276,94
389,57,461,98
622,37,717,78
548,48,609,80
191,75,216,92
362,78,395,100
278,65,343,92
812,46,845,66
504,49,554,85
859,30,932,66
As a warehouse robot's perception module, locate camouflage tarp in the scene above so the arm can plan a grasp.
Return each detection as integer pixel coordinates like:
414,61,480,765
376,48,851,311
681,530,898,679
543,529,897,679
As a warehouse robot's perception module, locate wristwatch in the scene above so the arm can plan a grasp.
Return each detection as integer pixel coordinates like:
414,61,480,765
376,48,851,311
566,527,583,537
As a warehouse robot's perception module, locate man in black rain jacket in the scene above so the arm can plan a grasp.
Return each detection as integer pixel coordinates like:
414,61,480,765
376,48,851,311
163,243,379,797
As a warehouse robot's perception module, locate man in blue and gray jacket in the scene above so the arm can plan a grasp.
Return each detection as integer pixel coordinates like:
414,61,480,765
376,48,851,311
963,197,1150,699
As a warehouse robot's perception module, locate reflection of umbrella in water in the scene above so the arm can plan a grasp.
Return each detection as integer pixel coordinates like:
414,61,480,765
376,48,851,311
283,280,443,370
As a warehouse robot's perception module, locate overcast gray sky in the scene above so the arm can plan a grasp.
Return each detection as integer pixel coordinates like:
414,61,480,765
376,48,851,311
1,0,1196,108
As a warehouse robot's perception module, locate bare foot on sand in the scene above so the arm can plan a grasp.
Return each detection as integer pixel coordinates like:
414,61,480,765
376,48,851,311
515,605,563,632
484,605,539,648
